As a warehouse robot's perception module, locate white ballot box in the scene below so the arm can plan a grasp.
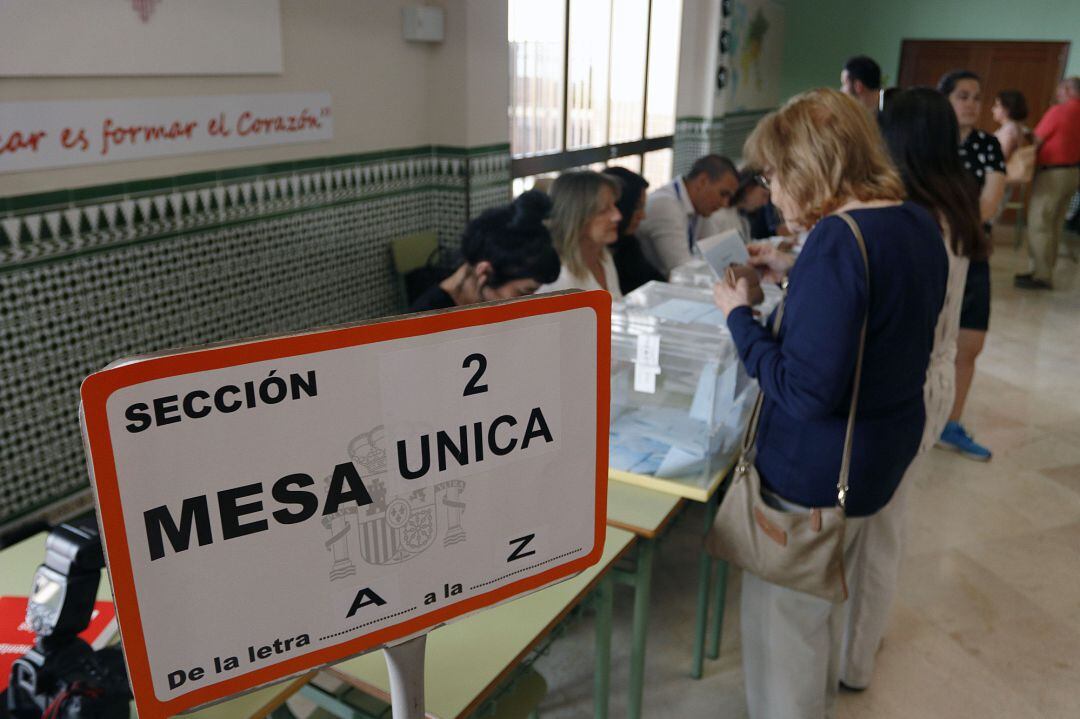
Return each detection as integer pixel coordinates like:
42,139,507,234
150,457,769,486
609,282,756,493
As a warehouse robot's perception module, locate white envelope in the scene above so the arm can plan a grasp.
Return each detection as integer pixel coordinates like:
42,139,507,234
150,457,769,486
695,228,750,279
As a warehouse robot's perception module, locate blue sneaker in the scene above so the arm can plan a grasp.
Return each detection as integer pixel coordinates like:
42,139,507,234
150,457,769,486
936,421,992,461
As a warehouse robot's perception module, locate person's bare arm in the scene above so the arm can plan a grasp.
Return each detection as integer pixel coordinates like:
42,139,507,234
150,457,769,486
980,171,1006,223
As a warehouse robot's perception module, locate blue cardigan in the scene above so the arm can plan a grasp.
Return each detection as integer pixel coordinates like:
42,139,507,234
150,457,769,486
726,203,947,516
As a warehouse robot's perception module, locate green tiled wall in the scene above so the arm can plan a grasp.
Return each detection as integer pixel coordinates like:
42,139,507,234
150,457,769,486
0,144,510,532
673,110,772,174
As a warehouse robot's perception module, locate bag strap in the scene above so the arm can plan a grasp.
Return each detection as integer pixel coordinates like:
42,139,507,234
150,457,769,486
832,212,870,510
736,212,870,512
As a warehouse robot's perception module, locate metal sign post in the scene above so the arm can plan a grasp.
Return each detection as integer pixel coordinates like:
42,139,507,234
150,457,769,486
384,635,427,718
79,291,610,719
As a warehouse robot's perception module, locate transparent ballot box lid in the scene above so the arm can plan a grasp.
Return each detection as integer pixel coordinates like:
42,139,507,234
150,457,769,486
610,281,757,498
667,259,785,323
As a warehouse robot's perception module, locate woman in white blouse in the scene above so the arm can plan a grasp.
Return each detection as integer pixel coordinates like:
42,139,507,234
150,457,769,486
538,171,624,299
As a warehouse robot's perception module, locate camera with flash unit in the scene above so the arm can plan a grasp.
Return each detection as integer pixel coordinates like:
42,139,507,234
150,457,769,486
6,518,131,719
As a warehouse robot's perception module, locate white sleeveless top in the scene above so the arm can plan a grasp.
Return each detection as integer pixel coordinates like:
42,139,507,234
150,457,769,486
920,225,969,452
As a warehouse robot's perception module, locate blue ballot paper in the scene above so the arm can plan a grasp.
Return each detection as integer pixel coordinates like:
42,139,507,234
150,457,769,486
654,445,706,479
689,361,720,423
609,424,671,472
622,406,709,455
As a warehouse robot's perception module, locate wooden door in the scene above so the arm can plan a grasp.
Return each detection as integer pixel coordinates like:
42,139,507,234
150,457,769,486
897,40,1070,133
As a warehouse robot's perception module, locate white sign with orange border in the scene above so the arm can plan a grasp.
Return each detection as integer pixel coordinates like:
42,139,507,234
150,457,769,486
79,291,610,718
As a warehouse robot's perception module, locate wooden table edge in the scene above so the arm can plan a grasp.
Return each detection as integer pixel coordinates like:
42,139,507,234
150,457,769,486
325,533,637,719
606,497,686,539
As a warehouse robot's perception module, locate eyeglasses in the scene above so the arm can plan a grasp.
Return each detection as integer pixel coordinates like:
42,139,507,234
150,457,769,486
754,174,770,190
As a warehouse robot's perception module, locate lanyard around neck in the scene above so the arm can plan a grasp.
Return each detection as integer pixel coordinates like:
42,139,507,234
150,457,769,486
674,181,698,251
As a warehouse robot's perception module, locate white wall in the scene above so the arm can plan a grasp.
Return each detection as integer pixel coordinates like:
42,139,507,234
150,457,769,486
675,0,723,119
427,0,511,148
0,0,511,197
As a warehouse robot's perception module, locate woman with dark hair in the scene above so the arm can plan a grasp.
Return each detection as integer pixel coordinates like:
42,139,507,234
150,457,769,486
838,87,983,692
992,89,1030,161
410,190,560,311
937,69,1004,461
602,166,663,294
732,167,778,239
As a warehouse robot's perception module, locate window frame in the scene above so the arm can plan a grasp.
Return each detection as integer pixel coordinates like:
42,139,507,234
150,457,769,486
510,0,675,180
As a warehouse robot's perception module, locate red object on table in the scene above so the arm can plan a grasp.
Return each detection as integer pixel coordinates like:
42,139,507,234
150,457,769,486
0,596,117,693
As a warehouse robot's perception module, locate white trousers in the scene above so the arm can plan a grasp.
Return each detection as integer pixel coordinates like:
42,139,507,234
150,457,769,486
838,470,912,689
740,502,868,719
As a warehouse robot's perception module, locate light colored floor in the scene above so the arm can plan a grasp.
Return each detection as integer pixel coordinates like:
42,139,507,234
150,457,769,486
534,234,1080,718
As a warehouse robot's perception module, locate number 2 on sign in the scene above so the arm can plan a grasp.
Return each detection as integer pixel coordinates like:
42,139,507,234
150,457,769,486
462,353,489,396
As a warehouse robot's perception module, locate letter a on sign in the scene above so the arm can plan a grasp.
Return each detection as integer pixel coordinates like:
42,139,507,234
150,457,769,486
80,290,610,718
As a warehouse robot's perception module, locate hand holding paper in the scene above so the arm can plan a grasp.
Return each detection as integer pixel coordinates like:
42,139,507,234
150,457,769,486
713,275,753,317
747,241,795,283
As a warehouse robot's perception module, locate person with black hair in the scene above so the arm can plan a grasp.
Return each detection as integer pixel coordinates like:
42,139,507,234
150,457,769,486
731,167,774,238
992,89,1030,161
838,87,984,692
636,154,740,276
602,167,664,295
409,190,560,312
937,69,1005,462
840,55,882,113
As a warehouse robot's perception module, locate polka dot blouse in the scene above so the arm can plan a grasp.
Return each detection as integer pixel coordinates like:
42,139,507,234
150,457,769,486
959,129,1006,188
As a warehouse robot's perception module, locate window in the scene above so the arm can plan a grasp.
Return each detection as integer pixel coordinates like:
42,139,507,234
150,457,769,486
509,0,683,192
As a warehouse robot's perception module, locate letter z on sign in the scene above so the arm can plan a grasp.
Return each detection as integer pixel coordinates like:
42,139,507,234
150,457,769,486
79,290,610,719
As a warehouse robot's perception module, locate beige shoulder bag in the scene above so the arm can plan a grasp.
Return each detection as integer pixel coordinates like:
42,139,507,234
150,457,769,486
704,212,869,603
1006,144,1036,184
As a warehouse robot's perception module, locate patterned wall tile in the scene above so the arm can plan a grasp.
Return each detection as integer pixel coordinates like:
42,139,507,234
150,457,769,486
673,110,771,175
0,143,511,531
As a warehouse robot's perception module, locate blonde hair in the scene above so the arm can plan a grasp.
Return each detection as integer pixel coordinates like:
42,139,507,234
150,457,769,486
744,88,904,226
547,171,621,279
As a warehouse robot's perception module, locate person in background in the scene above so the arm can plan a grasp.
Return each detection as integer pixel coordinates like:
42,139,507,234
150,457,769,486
712,88,947,719
937,69,1005,462
636,154,739,276
1016,76,1080,290
602,166,664,295
840,55,883,113
410,190,560,312
992,89,1030,161
537,170,624,298
840,87,983,693
734,168,775,239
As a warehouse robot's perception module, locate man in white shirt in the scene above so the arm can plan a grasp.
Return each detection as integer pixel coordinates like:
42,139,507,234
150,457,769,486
636,154,740,276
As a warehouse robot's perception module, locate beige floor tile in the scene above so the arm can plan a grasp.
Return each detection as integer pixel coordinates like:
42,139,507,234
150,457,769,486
838,606,1040,719
959,522,1080,635
898,549,1080,717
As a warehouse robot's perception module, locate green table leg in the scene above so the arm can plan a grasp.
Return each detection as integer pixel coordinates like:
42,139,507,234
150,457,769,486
628,538,656,719
691,491,721,679
594,573,614,719
707,558,729,659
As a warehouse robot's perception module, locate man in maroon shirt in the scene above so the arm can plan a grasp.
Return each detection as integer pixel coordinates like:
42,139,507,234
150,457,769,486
1017,77,1080,290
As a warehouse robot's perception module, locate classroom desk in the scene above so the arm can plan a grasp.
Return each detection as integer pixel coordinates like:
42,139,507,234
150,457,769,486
605,483,683,719
0,531,308,718
610,444,742,680
315,525,636,719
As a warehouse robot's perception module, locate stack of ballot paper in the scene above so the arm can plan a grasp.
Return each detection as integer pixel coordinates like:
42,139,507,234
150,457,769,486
610,280,762,482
